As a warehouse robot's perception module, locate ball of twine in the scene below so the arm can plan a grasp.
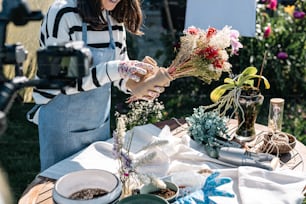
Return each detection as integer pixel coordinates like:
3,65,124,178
261,132,296,155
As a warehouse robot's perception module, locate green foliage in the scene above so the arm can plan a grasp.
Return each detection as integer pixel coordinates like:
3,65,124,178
282,100,306,143
0,102,40,203
230,0,306,98
210,66,270,103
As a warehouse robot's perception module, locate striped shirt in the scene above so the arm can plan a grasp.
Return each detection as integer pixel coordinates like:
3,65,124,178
33,0,129,105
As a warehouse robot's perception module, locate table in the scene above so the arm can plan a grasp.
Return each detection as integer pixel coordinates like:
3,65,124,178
18,119,306,204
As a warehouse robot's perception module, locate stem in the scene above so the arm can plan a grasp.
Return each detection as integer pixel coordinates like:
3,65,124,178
257,51,267,89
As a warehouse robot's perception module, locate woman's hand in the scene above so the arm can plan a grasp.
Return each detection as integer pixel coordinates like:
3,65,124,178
124,56,172,102
126,67,172,102
118,60,154,82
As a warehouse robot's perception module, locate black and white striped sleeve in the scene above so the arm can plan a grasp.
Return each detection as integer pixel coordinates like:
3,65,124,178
63,60,122,94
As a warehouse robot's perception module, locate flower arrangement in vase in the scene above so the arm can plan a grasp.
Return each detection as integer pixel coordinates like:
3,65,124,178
208,66,270,142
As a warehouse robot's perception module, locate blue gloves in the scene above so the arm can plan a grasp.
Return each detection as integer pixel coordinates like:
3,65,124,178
174,172,235,204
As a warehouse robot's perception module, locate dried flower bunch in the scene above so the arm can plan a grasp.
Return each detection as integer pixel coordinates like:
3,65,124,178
112,111,168,195
126,26,242,101
167,25,243,84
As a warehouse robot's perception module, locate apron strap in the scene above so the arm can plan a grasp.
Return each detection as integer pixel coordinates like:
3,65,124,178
82,22,88,45
82,11,115,50
106,11,116,49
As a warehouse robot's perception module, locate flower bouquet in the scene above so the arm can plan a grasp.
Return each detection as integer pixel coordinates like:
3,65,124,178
126,25,243,100
112,115,169,197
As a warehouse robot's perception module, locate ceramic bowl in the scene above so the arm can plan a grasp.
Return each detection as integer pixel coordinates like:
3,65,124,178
117,194,169,204
53,169,122,204
140,181,179,203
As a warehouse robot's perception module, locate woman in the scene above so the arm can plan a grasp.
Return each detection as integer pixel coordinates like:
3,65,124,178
28,0,168,171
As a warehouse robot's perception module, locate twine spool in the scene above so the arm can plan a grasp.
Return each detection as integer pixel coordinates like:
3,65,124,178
262,132,296,154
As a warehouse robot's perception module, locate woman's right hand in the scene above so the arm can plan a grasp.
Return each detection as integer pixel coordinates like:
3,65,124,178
118,60,154,82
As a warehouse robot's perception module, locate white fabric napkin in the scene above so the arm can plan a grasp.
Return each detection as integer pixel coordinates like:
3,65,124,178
39,124,162,179
39,142,119,179
238,167,306,204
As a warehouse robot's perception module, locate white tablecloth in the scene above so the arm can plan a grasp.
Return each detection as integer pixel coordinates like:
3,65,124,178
40,124,306,204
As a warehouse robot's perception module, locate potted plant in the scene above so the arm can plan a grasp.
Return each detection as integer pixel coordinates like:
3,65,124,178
208,66,270,142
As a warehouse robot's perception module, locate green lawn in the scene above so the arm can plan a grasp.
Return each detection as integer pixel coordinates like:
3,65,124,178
0,99,40,203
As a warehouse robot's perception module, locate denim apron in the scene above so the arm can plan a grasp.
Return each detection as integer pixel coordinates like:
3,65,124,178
38,12,116,171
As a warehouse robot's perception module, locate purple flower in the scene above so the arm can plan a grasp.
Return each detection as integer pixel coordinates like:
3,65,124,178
293,11,305,19
277,52,288,60
120,152,132,169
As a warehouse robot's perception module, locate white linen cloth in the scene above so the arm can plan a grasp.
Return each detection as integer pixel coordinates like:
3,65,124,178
40,124,306,204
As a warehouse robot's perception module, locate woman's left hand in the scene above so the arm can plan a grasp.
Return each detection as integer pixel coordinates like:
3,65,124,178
118,60,154,82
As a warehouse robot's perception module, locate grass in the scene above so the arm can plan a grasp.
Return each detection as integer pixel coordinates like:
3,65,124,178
0,98,40,203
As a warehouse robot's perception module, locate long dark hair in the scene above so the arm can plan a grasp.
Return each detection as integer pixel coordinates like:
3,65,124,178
77,0,143,35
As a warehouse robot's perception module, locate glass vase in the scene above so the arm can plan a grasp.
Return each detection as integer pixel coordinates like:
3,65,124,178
268,98,285,133
235,92,264,142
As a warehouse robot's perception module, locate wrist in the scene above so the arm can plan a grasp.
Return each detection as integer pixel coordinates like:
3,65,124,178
106,60,122,81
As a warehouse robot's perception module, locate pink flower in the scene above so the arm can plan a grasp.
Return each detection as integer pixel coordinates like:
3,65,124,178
264,25,272,38
185,26,199,35
206,27,217,39
230,30,243,55
277,52,288,60
293,11,305,19
267,0,278,11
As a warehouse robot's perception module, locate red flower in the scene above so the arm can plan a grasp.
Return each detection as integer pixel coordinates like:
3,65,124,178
213,59,224,68
203,47,219,59
206,27,217,39
195,48,206,57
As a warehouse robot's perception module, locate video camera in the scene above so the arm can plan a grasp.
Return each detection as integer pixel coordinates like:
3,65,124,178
36,41,91,88
0,0,91,134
